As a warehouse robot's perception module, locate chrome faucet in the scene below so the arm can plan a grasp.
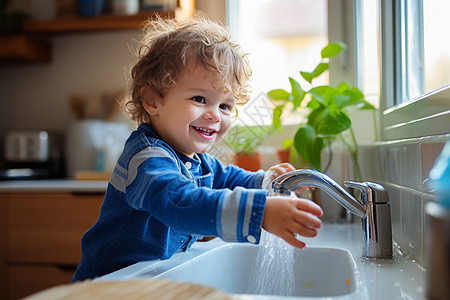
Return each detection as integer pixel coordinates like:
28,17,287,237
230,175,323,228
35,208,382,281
272,169,393,259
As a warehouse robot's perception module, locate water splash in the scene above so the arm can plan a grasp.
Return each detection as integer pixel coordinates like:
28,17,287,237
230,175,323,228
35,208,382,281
247,230,296,296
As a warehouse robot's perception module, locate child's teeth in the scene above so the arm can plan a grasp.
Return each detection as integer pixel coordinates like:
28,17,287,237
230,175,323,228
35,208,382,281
196,127,212,133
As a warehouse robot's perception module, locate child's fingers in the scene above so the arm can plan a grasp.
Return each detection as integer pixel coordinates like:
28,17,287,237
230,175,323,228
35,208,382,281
268,163,296,178
280,231,306,249
278,163,295,172
293,211,322,231
295,199,324,217
294,186,315,197
289,218,319,237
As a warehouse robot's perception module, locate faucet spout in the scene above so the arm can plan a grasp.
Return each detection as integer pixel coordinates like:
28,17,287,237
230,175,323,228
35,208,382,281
272,169,366,218
272,169,393,259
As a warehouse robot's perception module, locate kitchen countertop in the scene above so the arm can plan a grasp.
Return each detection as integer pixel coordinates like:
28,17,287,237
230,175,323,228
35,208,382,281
0,179,108,193
299,224,426,300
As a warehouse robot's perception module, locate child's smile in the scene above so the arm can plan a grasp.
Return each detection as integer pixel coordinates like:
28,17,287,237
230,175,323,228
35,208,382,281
143,63,236,157
193,126,216,139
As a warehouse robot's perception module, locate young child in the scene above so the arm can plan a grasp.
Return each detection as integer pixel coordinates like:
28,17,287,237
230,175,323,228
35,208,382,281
73,14,323,282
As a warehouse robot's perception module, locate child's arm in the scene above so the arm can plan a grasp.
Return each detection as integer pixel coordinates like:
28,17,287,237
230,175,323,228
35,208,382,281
262,196,323,248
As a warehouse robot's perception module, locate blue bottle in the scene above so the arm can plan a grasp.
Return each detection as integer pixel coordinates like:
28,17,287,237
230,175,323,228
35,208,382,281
425,140,450,300
79,0,105,17
429,141,450,208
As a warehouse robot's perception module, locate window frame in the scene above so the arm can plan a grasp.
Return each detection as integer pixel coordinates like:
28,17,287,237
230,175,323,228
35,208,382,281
379,0,450,140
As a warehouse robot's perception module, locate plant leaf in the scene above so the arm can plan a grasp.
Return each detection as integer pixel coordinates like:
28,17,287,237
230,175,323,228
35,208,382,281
300,71,314,84
330,94,351,108
311,62,329,78
289,77,306,110
322,110,352,135
321,41,347,58
294,125,324,170
359,100,376,110
300,63,329,84
307,106,328,129
309,86,335,105
308,107,352,135
306,98,321,110
282,138,293,149
272,105,284,129
337,82,350,92
267,89,290,101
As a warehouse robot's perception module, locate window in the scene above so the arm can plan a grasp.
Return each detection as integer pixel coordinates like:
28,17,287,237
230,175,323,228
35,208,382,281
378,0,450,139
226,0,450,140
395,0,450,105
227,0,328,126
360,0,380,109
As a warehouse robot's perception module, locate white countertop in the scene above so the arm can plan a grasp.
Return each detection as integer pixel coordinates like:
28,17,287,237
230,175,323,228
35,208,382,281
299,224,426,300
0,179,108,193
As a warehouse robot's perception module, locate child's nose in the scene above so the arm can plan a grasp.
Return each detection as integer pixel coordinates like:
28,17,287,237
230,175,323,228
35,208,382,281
204,107,221,122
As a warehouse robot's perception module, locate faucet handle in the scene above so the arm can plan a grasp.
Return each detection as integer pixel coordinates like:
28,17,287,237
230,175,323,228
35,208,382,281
344,181,389,205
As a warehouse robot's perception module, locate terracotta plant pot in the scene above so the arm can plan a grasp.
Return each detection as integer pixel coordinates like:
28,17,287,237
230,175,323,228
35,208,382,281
234,152,262,172
277,148,291,163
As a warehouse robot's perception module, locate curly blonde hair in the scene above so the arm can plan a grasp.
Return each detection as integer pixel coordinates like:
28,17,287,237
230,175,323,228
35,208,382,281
122,13,252,125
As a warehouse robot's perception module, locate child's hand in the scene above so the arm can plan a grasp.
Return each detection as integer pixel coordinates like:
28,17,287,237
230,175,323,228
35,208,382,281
262,163,313,195
262,196,323,248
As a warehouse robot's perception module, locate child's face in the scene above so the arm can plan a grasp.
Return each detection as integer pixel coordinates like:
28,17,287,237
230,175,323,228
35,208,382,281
143,64,236,158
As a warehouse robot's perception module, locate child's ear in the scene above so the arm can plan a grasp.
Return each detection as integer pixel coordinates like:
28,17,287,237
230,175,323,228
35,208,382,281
140,87,159,115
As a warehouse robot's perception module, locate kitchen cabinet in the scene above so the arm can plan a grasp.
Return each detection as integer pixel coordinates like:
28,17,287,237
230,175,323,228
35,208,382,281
1,192,103,300
0,194,7,300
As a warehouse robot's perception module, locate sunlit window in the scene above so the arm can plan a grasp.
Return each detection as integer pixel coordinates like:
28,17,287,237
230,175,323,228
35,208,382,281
360,0,380,109
378,0,450,140
422,0,450,95
396,0,450,105
227,0,328,125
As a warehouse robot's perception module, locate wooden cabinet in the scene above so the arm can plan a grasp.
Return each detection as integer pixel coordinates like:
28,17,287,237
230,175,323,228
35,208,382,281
23,11,174,33
0,194,7,300
1,192,103,300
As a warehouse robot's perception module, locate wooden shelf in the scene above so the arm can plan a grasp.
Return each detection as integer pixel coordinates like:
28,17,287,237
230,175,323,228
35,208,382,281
23,11,174,34
0,0,194,64
0,35,51,63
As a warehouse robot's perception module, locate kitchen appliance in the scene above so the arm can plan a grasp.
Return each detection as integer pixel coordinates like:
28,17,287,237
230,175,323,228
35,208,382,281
65,120,131,178
0,130,64,179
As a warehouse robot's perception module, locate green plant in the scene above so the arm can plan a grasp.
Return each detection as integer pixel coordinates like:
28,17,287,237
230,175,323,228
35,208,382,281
268,41,375,180
223,124,272,155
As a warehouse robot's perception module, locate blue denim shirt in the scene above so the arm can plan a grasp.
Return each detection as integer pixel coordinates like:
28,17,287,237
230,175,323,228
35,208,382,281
73,123,267,281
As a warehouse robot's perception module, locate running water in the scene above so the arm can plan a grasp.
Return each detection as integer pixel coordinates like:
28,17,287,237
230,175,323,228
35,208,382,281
247,230,296,296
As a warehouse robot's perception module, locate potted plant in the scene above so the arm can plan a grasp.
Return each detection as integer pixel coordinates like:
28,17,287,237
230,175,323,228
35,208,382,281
223,124,272,171
267,41,375,181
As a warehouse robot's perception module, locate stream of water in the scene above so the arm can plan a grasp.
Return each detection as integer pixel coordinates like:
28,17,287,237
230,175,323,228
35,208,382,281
247,230,296,296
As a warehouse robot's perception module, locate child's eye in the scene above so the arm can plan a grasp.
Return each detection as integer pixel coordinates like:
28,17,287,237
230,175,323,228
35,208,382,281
191,96,206,103
219,103,232,111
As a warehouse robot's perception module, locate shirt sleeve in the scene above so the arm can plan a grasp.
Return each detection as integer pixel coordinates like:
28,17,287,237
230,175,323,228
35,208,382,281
122,145,267,244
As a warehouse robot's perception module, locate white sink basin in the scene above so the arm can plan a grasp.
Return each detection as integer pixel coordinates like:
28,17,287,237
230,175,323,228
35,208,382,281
101,224,426,300
140,243,356,297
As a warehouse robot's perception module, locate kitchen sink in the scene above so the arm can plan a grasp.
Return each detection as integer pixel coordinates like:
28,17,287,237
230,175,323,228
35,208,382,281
139,243,357,297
